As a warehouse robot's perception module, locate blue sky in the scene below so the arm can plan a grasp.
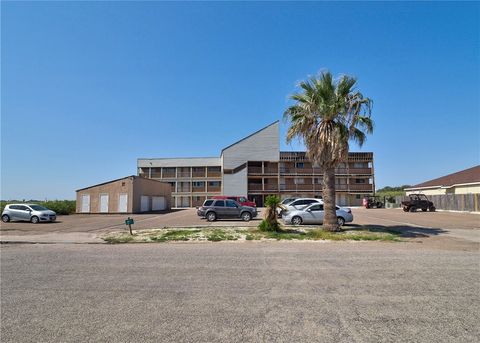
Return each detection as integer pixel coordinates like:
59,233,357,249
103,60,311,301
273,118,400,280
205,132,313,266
1,1,479,200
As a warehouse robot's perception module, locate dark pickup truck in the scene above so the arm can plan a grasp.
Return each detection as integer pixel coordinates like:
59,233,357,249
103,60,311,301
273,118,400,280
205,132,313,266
401,194,436,212
197,199,258,222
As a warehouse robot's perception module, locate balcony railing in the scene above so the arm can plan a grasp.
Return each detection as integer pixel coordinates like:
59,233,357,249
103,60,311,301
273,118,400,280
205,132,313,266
248,166,263,174
349,184,373,191
176,187,191,193
207,186,221,192
192,187,206,193
207,171,221,178
248,184,263,191
335,169,348,174
177,172,191,178
192,171,206,178
335,184,348,191
264,167,278,174
162,172,176,178
349,168,372,175
264,184,278,191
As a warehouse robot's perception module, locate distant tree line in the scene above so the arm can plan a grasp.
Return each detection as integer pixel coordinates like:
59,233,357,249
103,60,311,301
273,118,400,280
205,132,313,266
376,185,411,203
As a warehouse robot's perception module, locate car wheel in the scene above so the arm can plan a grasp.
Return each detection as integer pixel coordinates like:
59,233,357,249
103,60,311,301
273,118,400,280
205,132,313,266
31,216,40,224
337,217,345,226
291,216,302,225
403,207,409,212
241,212,252,221
429,206,436,212
409,207,416,212
1,214,10,223
206,212,216,222
421,208,427,212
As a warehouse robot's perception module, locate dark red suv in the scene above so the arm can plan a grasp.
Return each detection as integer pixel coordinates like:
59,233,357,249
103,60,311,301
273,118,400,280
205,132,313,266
212,196,256,207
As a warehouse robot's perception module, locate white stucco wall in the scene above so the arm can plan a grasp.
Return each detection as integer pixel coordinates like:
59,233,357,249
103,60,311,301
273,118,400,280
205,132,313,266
221,122,279,169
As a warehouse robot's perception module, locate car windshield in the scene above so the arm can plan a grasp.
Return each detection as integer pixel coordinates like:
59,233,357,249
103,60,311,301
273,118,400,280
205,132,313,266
29,205,48,211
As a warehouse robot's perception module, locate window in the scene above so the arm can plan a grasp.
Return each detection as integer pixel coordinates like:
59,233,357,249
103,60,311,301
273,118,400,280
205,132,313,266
214,200,225,207
204,200,214,206
192,167,204,172
296,162,304,168
309,204,324,211
239,197,246,202
207,166,221,172
18,205,29,211
208,181,220,187
193,196,202,201
294,178,305,185
356,194,361,199
354,162,367,168
164,167,175,173
192,182,205,187
355,179,366,184
226,200,238,208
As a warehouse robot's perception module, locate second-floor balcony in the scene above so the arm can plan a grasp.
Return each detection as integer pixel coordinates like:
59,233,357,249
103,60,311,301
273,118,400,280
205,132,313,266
349,168,372,175
349,184,373,191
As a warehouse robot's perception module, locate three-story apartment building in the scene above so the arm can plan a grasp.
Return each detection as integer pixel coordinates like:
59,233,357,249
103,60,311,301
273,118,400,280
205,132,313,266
138,121,374,207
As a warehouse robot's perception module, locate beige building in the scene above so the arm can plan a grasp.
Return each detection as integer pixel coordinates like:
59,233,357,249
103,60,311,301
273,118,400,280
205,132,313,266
405,165,480,196
138,121,375,207
76,176,171,214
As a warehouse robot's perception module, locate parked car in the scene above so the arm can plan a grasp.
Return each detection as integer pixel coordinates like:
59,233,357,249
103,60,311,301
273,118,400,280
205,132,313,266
212,196,256,207
401,194,436,212
276,197,297,217
363,195,384,209
197,199,258,221
279,198,324,217
1,204,57,223
282,203,353,226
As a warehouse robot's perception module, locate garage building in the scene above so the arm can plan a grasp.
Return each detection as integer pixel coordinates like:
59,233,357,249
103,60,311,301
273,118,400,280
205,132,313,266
76,176,171,214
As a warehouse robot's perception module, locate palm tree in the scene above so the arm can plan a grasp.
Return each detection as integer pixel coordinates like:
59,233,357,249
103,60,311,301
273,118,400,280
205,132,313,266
284,70,373,231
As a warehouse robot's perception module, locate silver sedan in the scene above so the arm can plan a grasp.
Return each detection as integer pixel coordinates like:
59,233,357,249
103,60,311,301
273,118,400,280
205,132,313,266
282,203,353,226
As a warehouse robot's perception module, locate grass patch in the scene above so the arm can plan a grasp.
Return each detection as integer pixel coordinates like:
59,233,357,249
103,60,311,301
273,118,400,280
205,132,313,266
102,226,402,243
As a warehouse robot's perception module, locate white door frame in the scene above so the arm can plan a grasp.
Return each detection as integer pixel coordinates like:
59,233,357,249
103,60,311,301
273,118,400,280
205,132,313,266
99,194,109,213
118,193,128,213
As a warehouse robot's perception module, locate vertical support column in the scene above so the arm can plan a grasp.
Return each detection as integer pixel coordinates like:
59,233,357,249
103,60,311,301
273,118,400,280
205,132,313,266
149,167,152,179
175,167,178,179
160,167,163,179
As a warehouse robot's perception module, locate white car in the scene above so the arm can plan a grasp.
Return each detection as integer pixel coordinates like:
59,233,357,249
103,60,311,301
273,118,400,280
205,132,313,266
2,204,57,223
282,203,353,226
279,198,323,217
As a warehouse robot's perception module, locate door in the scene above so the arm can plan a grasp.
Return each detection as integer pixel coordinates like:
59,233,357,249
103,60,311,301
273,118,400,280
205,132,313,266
140,196,150,212
18,205,32,220
213,200,226,218
152,197,166,211
118,194,128,213
81,194,90,213
225,200,240,218
304,204,324,224
100,194,109,213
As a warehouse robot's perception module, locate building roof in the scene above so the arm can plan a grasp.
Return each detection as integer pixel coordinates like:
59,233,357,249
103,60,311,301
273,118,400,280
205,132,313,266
220,120,279,155
75,175,164,192
406,165,480,190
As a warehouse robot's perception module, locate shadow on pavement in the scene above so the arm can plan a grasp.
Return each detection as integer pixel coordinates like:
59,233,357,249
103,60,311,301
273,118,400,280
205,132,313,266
344,224,447,238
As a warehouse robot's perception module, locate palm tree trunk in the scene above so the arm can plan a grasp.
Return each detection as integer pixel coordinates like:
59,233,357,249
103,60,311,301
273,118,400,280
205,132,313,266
323,166,338,232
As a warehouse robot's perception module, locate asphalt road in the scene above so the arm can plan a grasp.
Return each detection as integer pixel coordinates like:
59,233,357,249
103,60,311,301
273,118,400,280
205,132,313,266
1,208,478,244
1,242,479,342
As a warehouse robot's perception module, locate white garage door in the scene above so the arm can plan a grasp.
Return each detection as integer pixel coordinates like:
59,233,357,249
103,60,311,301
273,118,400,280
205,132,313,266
118,193,128,213
81,194,90,213
152,196,166,211
100,194,109,213
140,196,150,212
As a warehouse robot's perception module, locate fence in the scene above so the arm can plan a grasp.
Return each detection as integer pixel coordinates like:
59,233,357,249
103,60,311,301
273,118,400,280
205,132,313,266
393,194,480,212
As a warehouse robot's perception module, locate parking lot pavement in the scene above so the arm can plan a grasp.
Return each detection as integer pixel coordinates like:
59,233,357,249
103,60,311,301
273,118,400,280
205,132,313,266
1,242,479,342
1,207,478,244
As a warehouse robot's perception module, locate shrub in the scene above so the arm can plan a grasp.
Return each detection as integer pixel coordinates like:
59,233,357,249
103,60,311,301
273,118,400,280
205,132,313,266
258,195,281,232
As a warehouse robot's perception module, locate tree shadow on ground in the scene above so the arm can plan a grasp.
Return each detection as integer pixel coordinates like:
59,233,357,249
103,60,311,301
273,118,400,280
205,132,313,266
343,224,447,238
